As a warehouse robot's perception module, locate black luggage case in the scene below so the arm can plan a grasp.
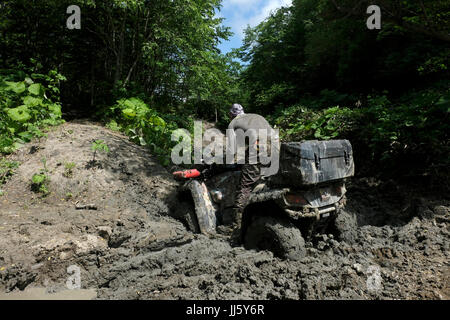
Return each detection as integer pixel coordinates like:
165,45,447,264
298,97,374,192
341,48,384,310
273,140,354,186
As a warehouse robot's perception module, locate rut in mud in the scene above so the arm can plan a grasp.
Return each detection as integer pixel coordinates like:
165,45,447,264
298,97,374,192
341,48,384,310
0,121,449,300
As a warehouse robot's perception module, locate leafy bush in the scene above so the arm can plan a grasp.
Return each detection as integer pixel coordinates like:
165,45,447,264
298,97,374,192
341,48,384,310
105,97,193,166
0,158,20,185
0,68,66,154
272,87,449,176
31,157,50,195
273,105,356,141
91,140,109,162
63,162,76,178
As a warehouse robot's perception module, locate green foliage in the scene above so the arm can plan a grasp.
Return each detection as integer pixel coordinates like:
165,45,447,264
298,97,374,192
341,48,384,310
417,48,450,76
0,158,20,185
91,140,109,153
274,105,356,141
0,0,238,114
32,174,46,184
31,173,49,194
239,0,450,112
31,157,50,195
105,120,121,132
273,85,449,176
0,67,65,154
91,140,110,162
106,97,192,166
361,88,449,166
63,162,76,178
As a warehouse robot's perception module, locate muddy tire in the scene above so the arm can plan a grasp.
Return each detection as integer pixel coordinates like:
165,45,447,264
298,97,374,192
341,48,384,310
176,201,200,233
244,216,306,261
332,209,357,243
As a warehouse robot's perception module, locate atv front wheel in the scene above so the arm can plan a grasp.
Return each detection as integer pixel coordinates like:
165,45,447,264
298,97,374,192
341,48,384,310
331,209,357,243
175,201,200,233
244,216,306,261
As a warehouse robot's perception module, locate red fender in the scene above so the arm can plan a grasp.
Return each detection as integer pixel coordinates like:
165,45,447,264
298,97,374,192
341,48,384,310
173,169,201,180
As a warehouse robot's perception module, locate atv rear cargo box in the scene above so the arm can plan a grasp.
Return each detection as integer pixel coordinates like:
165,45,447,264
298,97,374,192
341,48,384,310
273,140,354,186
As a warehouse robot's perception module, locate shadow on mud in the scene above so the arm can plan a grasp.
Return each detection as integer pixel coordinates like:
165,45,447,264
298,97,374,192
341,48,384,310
346,177,448,228
96,132,181,217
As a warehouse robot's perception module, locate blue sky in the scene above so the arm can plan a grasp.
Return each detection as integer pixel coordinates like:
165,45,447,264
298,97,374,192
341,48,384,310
216,0,292,54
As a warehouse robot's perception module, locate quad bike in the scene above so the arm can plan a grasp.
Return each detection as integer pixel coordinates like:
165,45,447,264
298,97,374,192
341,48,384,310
173,140,355,261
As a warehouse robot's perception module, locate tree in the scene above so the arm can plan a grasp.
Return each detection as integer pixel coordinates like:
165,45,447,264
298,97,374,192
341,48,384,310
0,0,239,115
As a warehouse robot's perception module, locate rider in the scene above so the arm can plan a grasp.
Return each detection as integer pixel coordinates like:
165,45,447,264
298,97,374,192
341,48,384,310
226,103,277,245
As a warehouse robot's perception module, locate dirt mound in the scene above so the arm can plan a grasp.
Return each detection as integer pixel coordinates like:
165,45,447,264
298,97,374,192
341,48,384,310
0,121,184,293
0,122,449,300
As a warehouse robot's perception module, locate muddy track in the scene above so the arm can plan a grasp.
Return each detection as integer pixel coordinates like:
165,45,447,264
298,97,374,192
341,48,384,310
0,121,449,300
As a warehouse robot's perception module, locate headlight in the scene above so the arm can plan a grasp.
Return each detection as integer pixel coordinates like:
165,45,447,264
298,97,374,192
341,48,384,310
284,192,309,206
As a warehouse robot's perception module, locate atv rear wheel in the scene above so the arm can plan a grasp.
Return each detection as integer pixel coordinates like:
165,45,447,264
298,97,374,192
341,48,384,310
244,216,306,261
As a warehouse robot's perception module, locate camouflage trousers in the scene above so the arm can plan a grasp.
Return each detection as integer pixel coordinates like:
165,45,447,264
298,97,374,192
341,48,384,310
233,163,262,213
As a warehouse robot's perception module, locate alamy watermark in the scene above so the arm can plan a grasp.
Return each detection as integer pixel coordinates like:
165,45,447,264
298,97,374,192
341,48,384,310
366,265,382,292
367,5,381,30
66,265,81,290
65,4,380,31
171,121,280,176
67,5,81,30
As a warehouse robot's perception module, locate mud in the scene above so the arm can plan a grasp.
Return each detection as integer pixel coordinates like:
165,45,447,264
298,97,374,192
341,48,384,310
0,121,449,300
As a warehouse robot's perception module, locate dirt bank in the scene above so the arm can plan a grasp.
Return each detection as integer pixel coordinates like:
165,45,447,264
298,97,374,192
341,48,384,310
0,121,449,299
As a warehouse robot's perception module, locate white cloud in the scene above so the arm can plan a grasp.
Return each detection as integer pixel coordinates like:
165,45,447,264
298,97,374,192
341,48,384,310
224,0,261,10
248,0,292,27
220,0,292,38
